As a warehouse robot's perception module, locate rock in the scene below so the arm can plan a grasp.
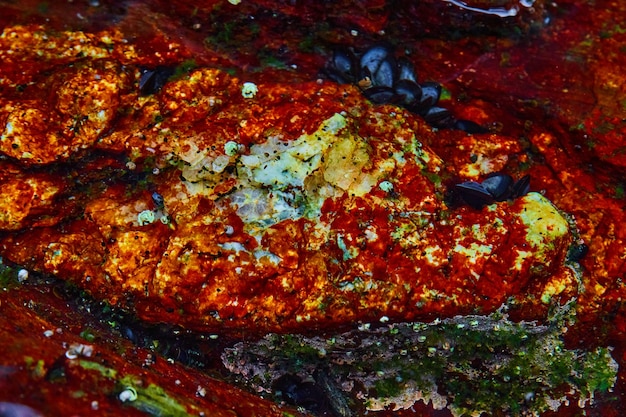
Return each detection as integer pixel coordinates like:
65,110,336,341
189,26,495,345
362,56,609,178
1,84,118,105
0,24,575,333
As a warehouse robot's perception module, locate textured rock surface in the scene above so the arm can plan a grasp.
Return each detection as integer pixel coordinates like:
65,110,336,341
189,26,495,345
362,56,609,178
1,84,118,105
0,0,625,415
0,30,574,332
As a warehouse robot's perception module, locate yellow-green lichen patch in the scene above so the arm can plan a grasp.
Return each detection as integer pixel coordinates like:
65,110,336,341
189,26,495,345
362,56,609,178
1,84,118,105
518,192,569,259
518,192,569,249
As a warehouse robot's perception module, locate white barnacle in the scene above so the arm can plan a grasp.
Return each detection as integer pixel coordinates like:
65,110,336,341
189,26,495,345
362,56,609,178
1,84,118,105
358,323,371,331
224,140,241,156
17,269,28,283
241,82,258,98
118,387,138,402
379,180,394,192
137,210,156,226
65,343,94,359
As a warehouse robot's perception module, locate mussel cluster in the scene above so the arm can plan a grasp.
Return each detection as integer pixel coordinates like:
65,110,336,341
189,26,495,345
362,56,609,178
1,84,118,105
322,44,487,133
451,172,531,209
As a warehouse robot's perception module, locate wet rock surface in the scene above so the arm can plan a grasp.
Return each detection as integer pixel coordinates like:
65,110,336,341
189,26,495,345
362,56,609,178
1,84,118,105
0,0,625,415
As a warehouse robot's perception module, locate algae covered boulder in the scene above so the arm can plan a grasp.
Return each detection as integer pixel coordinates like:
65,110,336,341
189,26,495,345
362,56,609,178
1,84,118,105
0,26,576,332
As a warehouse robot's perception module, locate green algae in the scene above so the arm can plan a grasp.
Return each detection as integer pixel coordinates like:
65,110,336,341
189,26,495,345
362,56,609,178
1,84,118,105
222,302,618,416
118,376,192,417
78,360,118,379
74,360,193,417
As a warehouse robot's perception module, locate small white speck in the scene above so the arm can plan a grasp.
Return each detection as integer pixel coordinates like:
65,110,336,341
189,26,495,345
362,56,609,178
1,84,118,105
65,343,94,359
379,316,389,323
379,181,394,192
224,141,241,156
241,82,258,99
350,30,358,36
43,330,54,337
137,210,156,226
119,387,138,402
17,269,28,283
91,401,99,410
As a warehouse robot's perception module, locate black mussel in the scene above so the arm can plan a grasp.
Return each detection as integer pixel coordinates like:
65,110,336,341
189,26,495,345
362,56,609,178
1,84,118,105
273,374,332,415
362,85,399,104
372,56,396,88
511,174,531,199
359,45,395,88
397,57,418,83
454,181,495,209
423,106,456,129
414,81,442,114
454,119,489,134
323,48,358,84
359,45,392,75
481,173,514,201
139,66,175,95
393,79,422,107
453,173,531,209
322,44,488,134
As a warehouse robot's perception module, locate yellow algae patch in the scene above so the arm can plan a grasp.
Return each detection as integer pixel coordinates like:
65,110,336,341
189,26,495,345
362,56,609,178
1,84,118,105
517,192,569,250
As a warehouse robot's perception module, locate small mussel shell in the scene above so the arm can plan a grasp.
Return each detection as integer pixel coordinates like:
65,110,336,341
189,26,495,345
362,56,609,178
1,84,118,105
423,106,455,129
360,45,392,74
511,174,531,198
139,66,175,95
415,81,442,114
362,85,399,104
481,173,514,201
359,45,396,88
394,79,422,107
397,57,418,83
455,181,495,209
454,119,489,134
373,57,396,88
324,48,358,84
